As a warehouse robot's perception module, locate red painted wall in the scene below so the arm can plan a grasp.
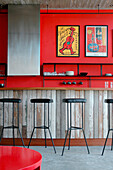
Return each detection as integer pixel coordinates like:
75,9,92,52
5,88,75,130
1,9,113,87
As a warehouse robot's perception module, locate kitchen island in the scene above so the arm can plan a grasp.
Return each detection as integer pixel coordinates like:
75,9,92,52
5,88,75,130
0,87,112,146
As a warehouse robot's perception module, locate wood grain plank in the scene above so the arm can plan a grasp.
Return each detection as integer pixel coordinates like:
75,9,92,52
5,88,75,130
84,90,94,138
22,90,27,126
84,90,90,138
108,90,112,138
36,90,42,138
56,90,61,138
3,90,9,138
32,90,36,138
27,90,33,138
75,90,80,138
89,90,94,138
51,90,56,138
22,90,27,138
60,90,66,138
70,90,76,138
79,90,85,138
98,91,103,138
41,90,47,138
0,0,112,9
103,90,108,138
8,90,13,138
93,90,99,138
65,90,71,136
46,90,52,138
18,90,23,138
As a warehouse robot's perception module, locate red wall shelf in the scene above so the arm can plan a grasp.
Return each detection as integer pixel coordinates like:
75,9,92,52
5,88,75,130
43,63,113,88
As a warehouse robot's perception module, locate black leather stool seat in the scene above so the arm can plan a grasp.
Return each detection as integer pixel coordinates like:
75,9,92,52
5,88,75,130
105,99,113,103
31,98,53,103
63,98,86,103
0,98,21,103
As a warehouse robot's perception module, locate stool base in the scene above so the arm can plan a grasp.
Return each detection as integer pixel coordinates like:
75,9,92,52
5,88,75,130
101,129,113,156
0,126,25,147
61,126,90,156
28,126,56,154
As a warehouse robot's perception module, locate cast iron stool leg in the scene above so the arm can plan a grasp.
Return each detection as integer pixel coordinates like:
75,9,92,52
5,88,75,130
68,129,71,150
82,129,90,154
48,128,56,153
61,129,70,156
44,131,46,148
18,128,25,147
0,128,4,142
47,103,56,153
28,103,36,148
101,129,110,156
13,126,15,146
68,103,71,150
81,102,90,154
28,127,35,148
44,103,47,148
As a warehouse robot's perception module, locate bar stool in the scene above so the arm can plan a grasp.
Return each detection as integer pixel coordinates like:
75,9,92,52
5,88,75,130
101,99,113,156
0,98,25,147
28,98,56,153
61,98,90,156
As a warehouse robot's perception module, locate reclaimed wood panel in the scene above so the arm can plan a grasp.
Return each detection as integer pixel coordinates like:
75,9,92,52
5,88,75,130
22,90,27,138
56,90,61,138
8,90,13,138
3,90,9,138
46,90,52,138
51,90,56,138
60,90,66,138
0,89,113,139
75,90,80,138
36,90,42,138
2,0,113,10
93,90,99,138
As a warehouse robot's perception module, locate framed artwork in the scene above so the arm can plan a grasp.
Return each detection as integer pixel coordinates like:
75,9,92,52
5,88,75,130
57,25,80,57
85,25,108,57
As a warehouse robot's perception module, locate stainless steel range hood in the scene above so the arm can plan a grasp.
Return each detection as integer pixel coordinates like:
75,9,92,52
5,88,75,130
8,5,40,75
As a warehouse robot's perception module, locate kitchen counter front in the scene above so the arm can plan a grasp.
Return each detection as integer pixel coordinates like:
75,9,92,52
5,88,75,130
0,88,111,142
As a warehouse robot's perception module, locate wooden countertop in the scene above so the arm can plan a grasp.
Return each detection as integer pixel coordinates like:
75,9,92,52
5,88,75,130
0,87,113,90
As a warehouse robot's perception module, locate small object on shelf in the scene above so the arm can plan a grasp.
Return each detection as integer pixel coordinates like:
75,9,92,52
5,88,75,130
0,84,4,88
72,82,76,85
105,73,112,76
63,81,66,85
66,71,74,76
43,72,57,76
58,72,66,76
79,82,83,85
67,82,71,85
80,72,88,76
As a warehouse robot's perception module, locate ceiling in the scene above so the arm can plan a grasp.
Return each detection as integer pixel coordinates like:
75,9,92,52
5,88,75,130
0,0,113,9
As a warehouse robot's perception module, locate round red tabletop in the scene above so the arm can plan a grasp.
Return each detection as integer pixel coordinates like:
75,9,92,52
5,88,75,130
0,146,42,170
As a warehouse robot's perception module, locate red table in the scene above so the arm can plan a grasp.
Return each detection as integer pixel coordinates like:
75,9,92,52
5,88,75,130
0,146,42,170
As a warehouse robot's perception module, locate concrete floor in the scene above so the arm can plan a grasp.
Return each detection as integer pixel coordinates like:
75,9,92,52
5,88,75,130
29,146,113,170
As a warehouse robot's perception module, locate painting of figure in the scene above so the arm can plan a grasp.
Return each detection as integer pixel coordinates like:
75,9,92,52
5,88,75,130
57,25,80,57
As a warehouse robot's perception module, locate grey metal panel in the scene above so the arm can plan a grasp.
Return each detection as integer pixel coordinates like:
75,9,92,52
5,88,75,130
8,5,40,75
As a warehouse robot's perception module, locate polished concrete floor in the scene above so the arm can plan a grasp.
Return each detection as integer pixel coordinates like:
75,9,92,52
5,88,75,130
29,146,113,170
